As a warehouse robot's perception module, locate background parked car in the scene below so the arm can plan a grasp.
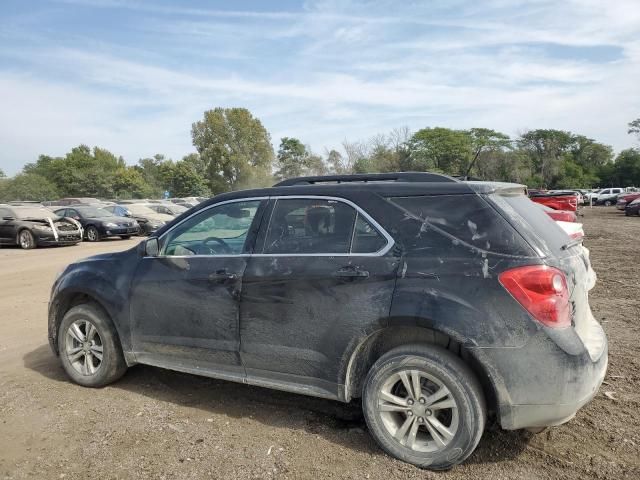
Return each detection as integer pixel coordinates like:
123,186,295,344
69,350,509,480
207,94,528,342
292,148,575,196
625,198,640,216
42,197,101,207
616,192,640,210
53,206,139,241
529,191,579,211
114,203,173,235
0,205,82,249
536,203,577,222
147,203,189,217
592,188,625,206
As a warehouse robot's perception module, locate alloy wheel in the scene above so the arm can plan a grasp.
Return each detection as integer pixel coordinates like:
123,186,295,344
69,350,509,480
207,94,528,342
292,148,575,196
19,231,33,249
377,369,459,452
65,319,104,376
86,228,98,241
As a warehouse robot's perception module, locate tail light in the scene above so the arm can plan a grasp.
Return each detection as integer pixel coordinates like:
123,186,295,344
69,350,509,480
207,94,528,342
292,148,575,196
569,231,584,240
499,265,571,329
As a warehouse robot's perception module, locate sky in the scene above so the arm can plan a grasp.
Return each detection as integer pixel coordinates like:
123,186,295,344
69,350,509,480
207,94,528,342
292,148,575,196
1,0,639,175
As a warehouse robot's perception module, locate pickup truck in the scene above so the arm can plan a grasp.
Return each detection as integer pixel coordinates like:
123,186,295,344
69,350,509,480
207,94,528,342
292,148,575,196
529,191,579,212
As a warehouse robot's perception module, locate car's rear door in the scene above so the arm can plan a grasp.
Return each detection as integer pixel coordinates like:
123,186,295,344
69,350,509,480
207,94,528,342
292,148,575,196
239,195,400,398
129,198,267,378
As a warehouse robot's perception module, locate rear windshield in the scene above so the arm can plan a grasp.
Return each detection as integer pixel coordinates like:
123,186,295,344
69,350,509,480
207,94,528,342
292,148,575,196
389,194,534,256
488,193,573,256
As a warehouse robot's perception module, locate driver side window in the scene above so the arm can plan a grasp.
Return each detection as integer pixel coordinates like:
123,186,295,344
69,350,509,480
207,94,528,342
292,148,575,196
162,200,261,256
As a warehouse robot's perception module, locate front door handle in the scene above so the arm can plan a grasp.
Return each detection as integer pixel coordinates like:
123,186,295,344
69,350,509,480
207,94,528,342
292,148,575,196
208,269,238,283
334,267,369,279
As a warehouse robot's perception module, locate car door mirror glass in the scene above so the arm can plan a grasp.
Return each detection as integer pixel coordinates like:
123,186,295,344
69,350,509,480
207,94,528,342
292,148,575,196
145,237,159,257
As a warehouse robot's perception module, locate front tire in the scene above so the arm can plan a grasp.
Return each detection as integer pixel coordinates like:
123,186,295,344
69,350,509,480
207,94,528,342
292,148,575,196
85,226,100,242
58,303,127,387
362,345,486,470
604,200,613,207
120,235,131,240
17,229,36,249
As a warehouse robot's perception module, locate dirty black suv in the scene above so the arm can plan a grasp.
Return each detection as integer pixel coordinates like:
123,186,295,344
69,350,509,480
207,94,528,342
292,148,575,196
48,173,607,469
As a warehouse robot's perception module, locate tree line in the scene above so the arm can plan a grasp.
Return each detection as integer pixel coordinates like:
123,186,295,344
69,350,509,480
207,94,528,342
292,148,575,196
1,107,639,202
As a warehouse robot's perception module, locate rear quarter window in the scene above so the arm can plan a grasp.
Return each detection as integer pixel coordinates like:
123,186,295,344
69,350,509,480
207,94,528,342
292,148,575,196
389,194,534,256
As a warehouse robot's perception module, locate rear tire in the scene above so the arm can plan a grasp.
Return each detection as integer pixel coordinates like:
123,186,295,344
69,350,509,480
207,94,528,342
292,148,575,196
362,345,486,470
120,235,131,240
604,200,612,207
58,303,127,387
17,229,36,249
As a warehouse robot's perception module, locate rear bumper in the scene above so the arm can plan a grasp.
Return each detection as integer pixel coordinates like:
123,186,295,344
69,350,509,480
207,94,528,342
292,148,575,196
473,323,608,430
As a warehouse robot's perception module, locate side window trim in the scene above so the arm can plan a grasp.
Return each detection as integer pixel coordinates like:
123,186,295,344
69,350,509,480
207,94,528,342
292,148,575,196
153,197,269,258
254,195,394,257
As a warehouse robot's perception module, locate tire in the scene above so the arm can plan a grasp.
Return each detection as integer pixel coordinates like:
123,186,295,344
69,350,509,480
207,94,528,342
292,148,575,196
120,235,131,240
85,226,100,242
362,345,486,470
17,229,36,250
58,303,127,387
604,200,612,207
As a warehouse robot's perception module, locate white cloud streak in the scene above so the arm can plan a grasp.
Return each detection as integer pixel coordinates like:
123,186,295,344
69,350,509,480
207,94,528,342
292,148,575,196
0,0,639,174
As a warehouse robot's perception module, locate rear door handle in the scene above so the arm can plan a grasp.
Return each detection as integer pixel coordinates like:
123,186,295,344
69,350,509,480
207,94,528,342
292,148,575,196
334,267,369,279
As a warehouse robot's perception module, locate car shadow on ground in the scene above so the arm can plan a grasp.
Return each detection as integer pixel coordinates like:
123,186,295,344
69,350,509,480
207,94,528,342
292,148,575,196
24,343,532,464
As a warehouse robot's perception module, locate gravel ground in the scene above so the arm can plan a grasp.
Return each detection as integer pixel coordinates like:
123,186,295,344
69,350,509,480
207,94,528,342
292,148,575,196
0,207,638,479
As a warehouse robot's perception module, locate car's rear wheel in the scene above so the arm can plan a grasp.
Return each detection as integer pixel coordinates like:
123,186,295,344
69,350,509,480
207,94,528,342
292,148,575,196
604,200,613,207
17,229,36,249
362,345,486,470
120,235,131,240
85,226,100,242
58,303,127,387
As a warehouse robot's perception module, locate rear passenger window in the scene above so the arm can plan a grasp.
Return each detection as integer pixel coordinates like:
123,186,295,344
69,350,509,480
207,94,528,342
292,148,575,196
351,214,387,254
390,195,532,256
264,199,356,254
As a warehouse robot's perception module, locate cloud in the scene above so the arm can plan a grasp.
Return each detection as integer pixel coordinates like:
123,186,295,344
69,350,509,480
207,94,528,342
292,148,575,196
0,0,639,175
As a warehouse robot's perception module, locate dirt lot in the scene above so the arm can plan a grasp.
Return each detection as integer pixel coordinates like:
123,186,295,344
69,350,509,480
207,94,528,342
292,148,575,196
1,207,639,480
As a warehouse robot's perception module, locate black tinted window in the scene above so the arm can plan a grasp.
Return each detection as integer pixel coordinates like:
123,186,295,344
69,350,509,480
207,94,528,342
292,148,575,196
264,199,356,254
351,214,387,254
390,194,533,256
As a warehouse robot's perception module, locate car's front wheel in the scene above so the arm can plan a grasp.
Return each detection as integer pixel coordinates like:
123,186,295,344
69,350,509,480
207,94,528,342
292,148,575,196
362,345,486,470
58,303,127,387
604,200,613,207
17,229,37,249
85,226,100,242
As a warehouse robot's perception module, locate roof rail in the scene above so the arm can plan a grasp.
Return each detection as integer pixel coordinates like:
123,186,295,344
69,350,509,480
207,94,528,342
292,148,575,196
273,172,457,187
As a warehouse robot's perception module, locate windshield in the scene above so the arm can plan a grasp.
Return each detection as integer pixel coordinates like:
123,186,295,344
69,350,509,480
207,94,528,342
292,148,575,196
126,204,157,215
75,206,113,217
14,207,59,220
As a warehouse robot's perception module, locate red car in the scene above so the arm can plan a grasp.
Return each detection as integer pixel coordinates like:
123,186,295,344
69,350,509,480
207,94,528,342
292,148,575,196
616,192,640,210
529,192,579,212
537,204,577,222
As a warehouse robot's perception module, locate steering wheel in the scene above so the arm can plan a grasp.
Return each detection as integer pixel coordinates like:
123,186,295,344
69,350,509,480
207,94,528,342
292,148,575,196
202,237,232,254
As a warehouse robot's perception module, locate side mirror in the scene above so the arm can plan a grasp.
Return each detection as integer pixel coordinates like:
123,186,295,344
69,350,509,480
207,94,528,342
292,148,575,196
145,237,159,257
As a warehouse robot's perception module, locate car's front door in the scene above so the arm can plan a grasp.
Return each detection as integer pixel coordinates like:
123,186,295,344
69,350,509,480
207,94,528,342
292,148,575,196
129,198,267,378
239,196,400,398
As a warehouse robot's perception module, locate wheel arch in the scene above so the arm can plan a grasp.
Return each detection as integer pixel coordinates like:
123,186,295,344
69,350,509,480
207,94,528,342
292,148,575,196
50,289,129,363
342,321,502,417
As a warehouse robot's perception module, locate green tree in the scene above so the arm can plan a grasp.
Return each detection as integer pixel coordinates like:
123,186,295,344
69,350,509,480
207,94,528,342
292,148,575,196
465,128,512,178
407,127,472,174
113,167,152,199
598,149,640,187
628,118,640,140
0,168,5,178
191,108,274,193
274,137,326,180
325,149,349,174
0,173,59,202
517,129,574,187
162,161,209,197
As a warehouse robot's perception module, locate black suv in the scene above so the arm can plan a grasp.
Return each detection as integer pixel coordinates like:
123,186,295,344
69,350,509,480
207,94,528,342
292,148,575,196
48,173,607,469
